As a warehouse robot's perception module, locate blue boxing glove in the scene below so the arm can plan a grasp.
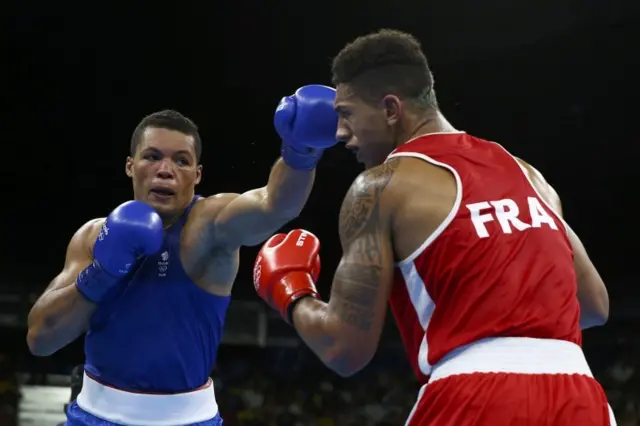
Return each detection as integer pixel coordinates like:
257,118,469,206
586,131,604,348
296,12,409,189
275,85,339,170
75,201,164,303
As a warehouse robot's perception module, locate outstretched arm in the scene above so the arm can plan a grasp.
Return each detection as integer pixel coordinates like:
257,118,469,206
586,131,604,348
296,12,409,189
212,158,315,248
208,84,338,249
290,160,399,377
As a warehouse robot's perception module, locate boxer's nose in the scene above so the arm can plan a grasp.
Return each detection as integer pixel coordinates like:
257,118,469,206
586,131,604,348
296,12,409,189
156,160,175,179
344,138,359,154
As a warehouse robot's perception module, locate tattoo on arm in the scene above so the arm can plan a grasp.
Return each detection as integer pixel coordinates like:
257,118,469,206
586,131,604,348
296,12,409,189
332,264,381,330
331,160,399,331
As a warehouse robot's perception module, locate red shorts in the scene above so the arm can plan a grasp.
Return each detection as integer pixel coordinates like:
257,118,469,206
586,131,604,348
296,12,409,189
406,372,613,426
405,338,615,426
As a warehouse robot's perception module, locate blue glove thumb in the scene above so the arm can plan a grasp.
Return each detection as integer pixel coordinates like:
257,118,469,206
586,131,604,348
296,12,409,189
274,94,297,142
274,85,338,149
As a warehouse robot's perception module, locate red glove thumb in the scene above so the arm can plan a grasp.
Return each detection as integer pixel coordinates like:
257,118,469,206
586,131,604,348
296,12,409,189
253,230,321,323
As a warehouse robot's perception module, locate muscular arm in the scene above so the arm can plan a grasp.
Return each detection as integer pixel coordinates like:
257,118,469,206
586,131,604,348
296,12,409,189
517,159,609,329
210,158,315,248
291,160,399,377
26,219,101,356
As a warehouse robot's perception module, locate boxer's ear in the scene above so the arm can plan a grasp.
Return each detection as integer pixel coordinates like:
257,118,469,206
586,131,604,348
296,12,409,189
125,157,134,178
195,164,202,185
381,95,402,126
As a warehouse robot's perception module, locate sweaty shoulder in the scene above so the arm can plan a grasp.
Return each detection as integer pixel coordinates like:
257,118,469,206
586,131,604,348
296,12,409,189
46,218,103,293
187,193,239,223
183,194,240,244
514,158,563,215
343,160,402,227
74,218,105,257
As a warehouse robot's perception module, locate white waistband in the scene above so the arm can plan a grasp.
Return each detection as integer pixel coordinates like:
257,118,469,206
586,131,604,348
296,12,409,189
76,372,218,426
430,337,593,383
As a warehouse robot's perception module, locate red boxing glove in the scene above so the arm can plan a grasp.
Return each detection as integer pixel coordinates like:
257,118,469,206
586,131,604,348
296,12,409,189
253,229,321,323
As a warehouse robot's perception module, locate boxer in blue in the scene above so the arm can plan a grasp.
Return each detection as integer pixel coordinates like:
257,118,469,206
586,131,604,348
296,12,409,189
26,85,338,426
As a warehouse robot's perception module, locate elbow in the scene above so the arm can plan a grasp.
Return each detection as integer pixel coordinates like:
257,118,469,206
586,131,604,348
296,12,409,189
26,327,56,357
580,300,609,329
26,310,49,356
26,312,60,357
597,286,610,324
578,284,610,329
592,287,610,326
596,301,609,326
332,364,365,379
323,341,376,378
581,312,608,330
592,305,609,327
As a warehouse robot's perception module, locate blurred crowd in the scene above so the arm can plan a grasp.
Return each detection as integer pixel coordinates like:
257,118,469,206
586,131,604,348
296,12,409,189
213,343,640,426
214,345,419,426
1,332,638,426
0,352,20,426
597,349,640,426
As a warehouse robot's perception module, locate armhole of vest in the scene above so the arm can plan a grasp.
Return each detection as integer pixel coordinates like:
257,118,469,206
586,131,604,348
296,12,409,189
489,142,570,236
385,152,463,267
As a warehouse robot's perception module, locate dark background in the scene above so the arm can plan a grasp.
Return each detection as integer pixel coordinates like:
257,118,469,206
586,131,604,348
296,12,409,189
2,1,640,424
2,0,638,352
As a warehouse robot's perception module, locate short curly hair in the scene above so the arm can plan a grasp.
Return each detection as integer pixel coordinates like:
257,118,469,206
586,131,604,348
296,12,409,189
130,109,202,162
331,29,437,109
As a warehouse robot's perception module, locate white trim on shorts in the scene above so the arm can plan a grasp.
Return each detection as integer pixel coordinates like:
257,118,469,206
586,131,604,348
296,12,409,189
76,372,218,426
404,337,613,426
429,337,593,382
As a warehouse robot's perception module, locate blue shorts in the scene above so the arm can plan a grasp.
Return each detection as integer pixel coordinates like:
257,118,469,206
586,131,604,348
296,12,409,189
65,401,224,426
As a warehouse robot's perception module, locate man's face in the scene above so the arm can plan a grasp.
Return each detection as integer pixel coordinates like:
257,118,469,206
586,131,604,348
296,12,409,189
126,127,202,217
334,84,400,169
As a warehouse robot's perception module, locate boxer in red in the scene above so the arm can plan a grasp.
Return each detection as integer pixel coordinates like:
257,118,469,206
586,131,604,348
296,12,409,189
253,30,615,425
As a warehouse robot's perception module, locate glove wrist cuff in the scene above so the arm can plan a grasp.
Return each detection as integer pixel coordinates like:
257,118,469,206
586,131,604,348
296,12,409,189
281,140,323,170
75,260,120,304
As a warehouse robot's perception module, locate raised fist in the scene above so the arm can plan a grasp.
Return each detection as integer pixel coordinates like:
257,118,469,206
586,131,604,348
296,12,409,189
276,85,338,170
253,229,321,323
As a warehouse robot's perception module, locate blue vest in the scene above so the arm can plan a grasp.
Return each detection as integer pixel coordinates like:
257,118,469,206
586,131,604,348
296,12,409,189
84,197,231,393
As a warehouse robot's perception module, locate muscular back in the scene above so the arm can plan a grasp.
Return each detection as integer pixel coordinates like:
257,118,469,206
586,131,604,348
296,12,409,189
387,137,606,330
382,132,606,380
